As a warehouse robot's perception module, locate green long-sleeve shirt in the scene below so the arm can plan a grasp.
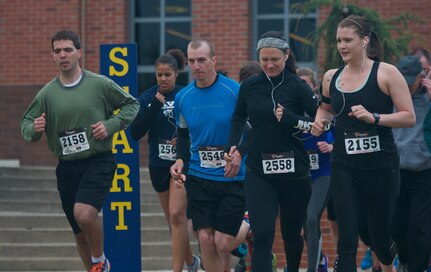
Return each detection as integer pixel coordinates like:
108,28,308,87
20,70,140,160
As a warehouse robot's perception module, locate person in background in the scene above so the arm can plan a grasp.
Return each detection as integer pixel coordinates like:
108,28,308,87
297,68,340,272
411,47,431,79
297,67,319,96
393,55,431,272
412,48,431,272
130,49,200,272
311,15,415,272
226,31,318,272
239,61,262,83
170,38,247,272
20,30,140,272
298,68,333,272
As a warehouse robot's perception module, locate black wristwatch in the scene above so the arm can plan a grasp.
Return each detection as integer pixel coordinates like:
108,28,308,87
373,113,380,125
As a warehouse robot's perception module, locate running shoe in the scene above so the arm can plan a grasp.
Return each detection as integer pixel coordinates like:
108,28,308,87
90,259,110,272
231,242,249,258
333,255,339,272
234,257,246,272
318,254,328,272
185,255,201,272
393,255,399,270
360,248,373,270
272,252,277,272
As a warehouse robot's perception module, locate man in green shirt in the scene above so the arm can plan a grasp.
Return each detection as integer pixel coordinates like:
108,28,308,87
20,30,139,272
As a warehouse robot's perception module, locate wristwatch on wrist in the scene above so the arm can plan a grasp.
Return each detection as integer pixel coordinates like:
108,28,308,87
373,113,380,125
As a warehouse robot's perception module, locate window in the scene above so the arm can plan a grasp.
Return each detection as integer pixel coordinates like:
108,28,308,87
130,0,191,93
253,0,317,68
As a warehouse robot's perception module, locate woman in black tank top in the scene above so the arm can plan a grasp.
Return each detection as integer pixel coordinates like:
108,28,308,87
311,15,415,272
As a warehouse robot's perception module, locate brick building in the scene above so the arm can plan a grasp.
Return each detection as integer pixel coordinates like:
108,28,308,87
1,0,430,269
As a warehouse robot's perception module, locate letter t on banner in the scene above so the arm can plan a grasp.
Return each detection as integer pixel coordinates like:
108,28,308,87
100,44,141,272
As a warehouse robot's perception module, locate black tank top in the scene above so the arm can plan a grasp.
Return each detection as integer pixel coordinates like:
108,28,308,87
330,61,398,170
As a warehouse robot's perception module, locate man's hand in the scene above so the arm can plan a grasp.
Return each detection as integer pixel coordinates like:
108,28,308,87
170,159,186,187
34,113,46,133
91,121,108,140
224,146,241,178
422,78,431,97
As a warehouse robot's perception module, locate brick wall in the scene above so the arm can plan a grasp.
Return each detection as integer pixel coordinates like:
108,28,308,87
192,0,252,82
0,85,57,165
0,0,128,166
0,0,128,85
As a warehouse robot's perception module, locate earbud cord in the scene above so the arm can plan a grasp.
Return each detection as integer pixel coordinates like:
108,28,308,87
265,72,285,117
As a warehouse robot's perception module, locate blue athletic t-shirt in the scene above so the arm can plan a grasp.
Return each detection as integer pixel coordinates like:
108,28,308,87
174,74,246,182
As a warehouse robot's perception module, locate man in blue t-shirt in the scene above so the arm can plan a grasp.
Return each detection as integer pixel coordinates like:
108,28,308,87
170,38,246,272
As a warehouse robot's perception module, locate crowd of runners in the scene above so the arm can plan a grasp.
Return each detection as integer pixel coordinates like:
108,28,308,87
20,13,431,272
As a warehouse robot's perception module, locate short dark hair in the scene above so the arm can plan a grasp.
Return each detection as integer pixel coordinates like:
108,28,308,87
410,47,431,64
188,38,215,57
51,30,81,51
239,61,262,83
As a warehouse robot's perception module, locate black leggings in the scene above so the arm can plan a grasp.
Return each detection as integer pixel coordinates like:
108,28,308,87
245,170,311,272
331,163,399,271
392,168,431,272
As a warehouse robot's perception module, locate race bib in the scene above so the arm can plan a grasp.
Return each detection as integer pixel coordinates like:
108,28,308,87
262,152,295,174
58,127,90,155
158,139,176,161
198,146,226,168
344,130,380,155
308,150,319,170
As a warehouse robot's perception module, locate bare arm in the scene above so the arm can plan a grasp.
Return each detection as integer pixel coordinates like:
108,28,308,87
377,63,415,128
312,69,337,136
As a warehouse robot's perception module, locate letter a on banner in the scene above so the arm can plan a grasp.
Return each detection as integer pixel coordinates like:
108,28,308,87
100,44,141,272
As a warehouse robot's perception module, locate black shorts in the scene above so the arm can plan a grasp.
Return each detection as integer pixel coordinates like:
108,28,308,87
149,165,172,193
185,175,246,237
56,152,116,234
